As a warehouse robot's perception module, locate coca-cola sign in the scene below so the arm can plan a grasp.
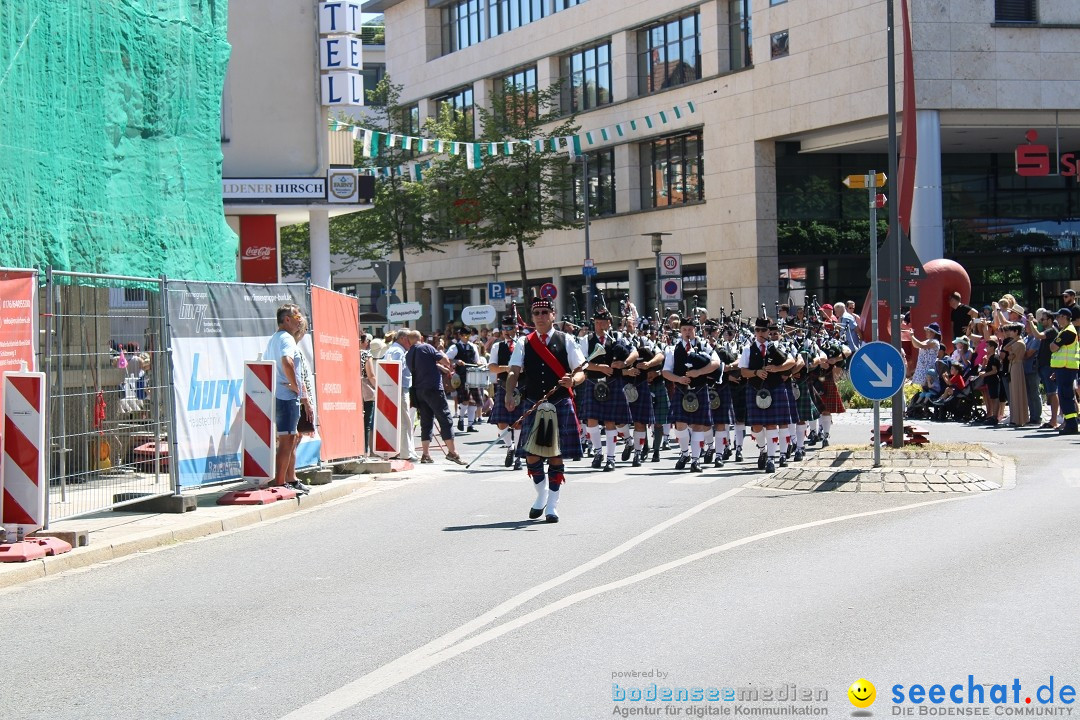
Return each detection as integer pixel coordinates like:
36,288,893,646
242,246,273,261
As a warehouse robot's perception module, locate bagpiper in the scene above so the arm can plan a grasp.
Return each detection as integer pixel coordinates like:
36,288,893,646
739,317,796,473
578,307,636,471
487,316,523,470
505,297,586,523
447,326,483,433
662,317,721,472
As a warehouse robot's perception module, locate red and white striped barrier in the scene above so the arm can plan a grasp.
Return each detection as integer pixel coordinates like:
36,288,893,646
242,361,276,484
2,372,47,535
373,360,402,458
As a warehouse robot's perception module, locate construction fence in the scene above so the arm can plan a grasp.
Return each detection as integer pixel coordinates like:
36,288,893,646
0,268,366,526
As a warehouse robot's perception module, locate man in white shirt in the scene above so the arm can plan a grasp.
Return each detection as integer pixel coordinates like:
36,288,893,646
265,303,311,493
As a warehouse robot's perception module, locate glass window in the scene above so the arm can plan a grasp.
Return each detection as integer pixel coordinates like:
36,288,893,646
553,0,588,9
995,0,1037,22
560,41,613,113
399,104,421,136
729,0,752,71
640,131,705,208
568,149,617,219
359,64,385,106
770,30,789,59
638,12,701,95
442,0,486,54
435,86,475,138
493,66,539,125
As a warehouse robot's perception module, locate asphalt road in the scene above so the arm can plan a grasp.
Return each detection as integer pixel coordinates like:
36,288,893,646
3,412,1078,720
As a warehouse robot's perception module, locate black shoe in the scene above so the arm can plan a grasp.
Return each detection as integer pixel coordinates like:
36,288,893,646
641,439,650,454
529,507,544,519
722,447,732,461
468,425,479,433
604,458,615,472
591,452,603,469
806,431,818,446
545,514,559,523
651,449,660,463
504,448,514,468
793,449,804,462
457,418,464,432
675,454,689,470
661,440,670,451
1059,425,1079,435
513,458,522,471
621,442,634,461
735,447,743,463
821,436,830,448
765,459,776,473
632,452,642,468
690,460,703,473
778,455,787,467
703,448,715,464
286,480,311,495
713,456,724,468
786,445,794,458
757,451,767,470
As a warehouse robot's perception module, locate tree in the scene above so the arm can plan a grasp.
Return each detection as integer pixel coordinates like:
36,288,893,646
424,81,580,293
326,75,443,301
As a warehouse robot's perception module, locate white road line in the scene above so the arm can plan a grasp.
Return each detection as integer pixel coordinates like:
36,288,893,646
278,485,747,720
278,491,984,720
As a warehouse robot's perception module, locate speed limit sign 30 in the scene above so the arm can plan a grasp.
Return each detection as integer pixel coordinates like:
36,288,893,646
659,253,682,277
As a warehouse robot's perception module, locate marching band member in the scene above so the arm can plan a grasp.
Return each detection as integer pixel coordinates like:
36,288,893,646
662,318,721,473
488,316,523,470
739,317,796,474
578,308,636,472
446,326,483,433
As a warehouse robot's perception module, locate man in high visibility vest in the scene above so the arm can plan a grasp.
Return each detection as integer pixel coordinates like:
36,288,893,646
1049,306,1080,435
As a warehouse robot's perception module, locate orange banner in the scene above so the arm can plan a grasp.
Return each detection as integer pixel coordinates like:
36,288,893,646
311,286,364,460
0,271,37,376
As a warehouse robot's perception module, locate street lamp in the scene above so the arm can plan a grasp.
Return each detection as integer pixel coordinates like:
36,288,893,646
491,250,501,283
575,154,592,322
644,232,672,318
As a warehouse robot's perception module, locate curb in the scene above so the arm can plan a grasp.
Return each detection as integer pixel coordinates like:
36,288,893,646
0,474,381,592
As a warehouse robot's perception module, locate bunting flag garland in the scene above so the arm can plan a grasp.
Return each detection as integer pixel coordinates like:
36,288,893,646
336,99,698,175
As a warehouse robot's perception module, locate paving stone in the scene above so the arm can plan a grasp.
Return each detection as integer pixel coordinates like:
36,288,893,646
861,482,884,492
795,481,816,491
906,482,931,492
781,480,799,490
884,482,906,492
835,481,857,492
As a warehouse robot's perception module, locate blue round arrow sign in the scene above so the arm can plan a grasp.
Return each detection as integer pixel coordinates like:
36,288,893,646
848,341,906,402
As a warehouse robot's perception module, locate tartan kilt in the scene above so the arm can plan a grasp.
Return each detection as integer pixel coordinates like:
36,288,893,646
454,382,483,404
820,374,846,414
710,382,735,426
625,377,654,425
782,382,799,424
730,379,748,424
489,384,522,425
669,385,714,426
792,378,820,422
746,383,795,426
515,397,582,459
650,380,670,425
578,377,633,425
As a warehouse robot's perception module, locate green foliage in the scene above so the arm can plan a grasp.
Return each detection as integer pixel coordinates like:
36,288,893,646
424,81,580,291
837,374,921,409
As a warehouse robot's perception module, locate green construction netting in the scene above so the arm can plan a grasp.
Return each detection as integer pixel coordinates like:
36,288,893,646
0,0,237,280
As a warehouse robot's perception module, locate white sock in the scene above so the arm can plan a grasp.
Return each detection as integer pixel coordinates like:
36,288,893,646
618,424,631,441
755,430,767,451
677,427,690,454
587,425,602,452
811,418,820,435
467,405,476,425
735,424,746,449
605,429,617,459
796,424,806,450
634,430,647,449
663,424,672,440
767,429,779,459
777,431,788,457
787,422,797,446
705,428,715,450
545,487,560,517
691,431,704,459
532,479,548,509
821,415,833,437
504,428,515,448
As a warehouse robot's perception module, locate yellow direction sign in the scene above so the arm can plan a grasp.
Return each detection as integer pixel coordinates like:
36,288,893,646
843,172,888,189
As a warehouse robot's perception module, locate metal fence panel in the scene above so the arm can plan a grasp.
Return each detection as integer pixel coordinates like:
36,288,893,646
44,270,174,522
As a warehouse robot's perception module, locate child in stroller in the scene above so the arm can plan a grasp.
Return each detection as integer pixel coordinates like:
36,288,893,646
932,361,984,422
907,367,944,419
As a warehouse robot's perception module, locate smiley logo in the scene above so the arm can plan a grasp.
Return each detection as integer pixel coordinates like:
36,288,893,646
848,679,876,708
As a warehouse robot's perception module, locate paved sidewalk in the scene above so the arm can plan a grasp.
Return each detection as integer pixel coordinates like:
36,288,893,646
0,464,444,591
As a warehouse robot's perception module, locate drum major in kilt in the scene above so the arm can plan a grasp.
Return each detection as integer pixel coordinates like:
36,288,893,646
515,397,582,460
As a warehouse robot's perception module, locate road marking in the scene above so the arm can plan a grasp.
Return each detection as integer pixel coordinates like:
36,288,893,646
277,485,747,720
278,491,984,720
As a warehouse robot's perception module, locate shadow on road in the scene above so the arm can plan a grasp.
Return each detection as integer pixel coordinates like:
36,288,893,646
443,520,546,531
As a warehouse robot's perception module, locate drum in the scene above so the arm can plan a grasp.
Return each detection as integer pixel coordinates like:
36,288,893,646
466,367,493,388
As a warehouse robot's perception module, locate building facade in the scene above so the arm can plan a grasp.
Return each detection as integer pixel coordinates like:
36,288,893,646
367,0,1080,328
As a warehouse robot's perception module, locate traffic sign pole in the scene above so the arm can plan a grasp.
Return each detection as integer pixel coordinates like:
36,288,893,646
869,170,881,466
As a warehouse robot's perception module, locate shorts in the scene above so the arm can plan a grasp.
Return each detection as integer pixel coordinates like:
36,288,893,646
1040,365,1058,395
276,397,300,435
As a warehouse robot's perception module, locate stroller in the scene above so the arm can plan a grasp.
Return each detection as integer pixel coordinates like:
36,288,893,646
935,383,985,423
